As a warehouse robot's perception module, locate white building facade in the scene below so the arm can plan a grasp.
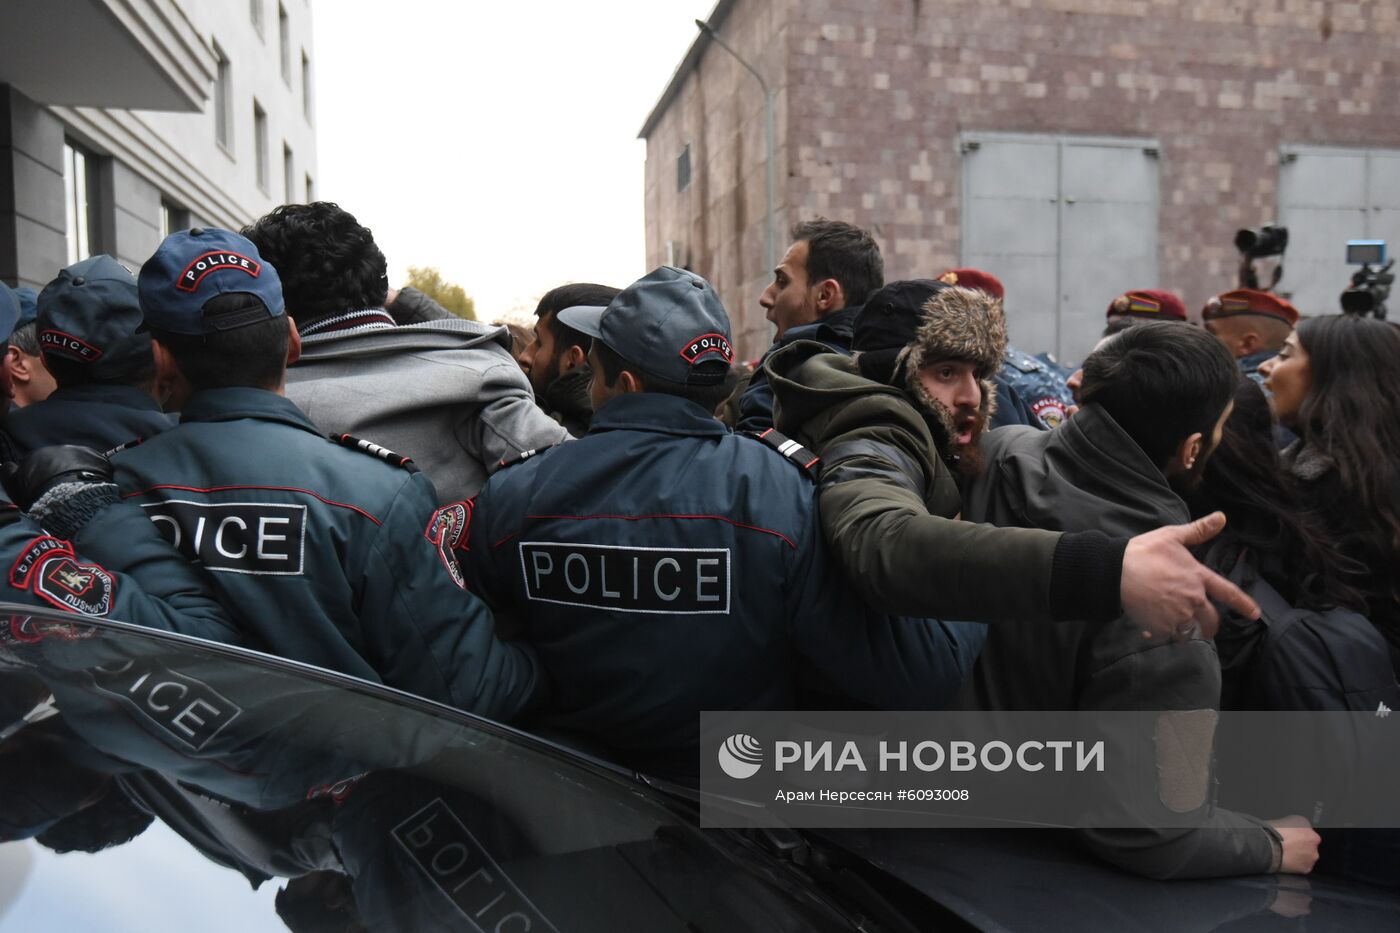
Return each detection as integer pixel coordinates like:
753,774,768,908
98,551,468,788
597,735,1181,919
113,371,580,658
0,0,318,289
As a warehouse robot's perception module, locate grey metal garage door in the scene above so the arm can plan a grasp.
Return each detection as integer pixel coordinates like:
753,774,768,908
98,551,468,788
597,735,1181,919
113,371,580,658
961,133,1160,366
1279,145,1400,316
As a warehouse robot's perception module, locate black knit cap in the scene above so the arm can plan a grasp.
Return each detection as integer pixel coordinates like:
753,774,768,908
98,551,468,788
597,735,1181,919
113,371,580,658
852,278,948,385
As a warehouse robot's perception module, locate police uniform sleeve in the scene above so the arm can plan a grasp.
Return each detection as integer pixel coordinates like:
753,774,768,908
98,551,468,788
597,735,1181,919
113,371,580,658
463,361,571,476
63,500,242,643
357,473,541,721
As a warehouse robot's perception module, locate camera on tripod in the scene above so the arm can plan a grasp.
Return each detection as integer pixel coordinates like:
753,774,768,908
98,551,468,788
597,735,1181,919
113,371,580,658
1340,240,1392,319
1235,224,1288,290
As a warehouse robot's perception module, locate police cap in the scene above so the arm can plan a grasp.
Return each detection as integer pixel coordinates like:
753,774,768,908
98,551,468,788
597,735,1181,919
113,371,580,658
36,255,152,379
139,227,285,335
557,266,733,386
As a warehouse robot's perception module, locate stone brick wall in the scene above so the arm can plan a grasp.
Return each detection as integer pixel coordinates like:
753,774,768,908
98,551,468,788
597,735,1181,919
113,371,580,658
644,0,1400,359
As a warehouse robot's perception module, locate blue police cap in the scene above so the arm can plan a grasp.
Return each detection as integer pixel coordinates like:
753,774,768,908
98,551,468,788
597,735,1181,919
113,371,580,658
36,255,153,379
0,281,19,342
558,266,733,386
14,287,38,329
139,227,285,335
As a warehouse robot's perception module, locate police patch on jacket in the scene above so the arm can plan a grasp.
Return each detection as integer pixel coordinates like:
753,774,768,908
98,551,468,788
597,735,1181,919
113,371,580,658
32,556,115,616
1031,397,1068,429
89,658,243,751
142,500,307,575
425,502,471,590
10,535,76,588
519,542,731,614
0,614,97,646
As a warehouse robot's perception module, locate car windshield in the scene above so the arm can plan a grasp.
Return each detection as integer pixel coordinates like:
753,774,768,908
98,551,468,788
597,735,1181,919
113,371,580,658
0,605,861,932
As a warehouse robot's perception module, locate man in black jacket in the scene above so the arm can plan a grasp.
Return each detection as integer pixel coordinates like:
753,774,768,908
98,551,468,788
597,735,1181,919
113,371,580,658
737,219,882,432
957,321,1319,880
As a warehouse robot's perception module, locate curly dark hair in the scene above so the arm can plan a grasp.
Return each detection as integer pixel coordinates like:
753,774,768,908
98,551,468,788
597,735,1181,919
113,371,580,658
242,202,388,325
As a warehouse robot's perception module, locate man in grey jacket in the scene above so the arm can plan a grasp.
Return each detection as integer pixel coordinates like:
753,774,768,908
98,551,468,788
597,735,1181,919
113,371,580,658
958,321,1319,880
242,203,569,504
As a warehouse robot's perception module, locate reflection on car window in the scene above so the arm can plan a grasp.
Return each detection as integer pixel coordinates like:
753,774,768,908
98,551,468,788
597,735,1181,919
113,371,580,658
0,606,856,931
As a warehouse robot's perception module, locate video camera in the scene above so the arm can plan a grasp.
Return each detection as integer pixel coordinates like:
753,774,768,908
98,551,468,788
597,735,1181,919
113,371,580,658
1340,240,1392,319
1235,223,1288,290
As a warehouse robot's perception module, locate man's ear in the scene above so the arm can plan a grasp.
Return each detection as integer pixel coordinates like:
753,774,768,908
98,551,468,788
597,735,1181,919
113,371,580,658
1170,431,1205,474
618,369,645,395
1238,331,1262,356
814,278,845,314
286,316,302,366
561,343,587,374
3,346,27,383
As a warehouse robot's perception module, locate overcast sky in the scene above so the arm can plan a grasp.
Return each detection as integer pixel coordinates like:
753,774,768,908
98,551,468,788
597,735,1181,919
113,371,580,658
312,1,718,321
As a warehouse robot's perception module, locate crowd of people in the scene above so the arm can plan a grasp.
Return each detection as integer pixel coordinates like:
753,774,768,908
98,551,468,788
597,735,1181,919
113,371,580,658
0,203,1396,888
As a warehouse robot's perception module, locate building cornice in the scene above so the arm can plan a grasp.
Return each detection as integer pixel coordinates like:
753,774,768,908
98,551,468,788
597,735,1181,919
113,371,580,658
637,0,737,139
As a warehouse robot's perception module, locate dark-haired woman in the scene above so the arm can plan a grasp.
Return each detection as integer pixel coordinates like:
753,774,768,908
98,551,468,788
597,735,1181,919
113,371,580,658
1259,314,1400,676
1184,379,1388,708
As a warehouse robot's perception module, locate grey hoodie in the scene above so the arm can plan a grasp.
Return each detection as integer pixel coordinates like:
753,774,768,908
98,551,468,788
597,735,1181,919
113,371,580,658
286,317,570,504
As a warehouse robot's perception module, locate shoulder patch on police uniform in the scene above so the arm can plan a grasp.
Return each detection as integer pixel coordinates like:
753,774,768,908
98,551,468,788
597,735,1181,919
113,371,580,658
332,434,418,472
32,556,115,616
1031,397,1069,429
425,501,472,590
10,535,75,588
749,428,820,480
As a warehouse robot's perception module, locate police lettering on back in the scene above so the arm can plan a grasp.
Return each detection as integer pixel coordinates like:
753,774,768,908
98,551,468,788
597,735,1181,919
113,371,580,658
522,543,730,614
143,501,306,575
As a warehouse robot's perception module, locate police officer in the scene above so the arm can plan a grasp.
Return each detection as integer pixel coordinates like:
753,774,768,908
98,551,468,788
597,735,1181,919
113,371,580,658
2,256,175,457
69,227,539,721
463,266,973,781
938,269,1075,430
1201,288,1299,384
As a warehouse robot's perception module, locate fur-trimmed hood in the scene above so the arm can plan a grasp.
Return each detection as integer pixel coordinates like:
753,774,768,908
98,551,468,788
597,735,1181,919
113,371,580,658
893,285,1008,443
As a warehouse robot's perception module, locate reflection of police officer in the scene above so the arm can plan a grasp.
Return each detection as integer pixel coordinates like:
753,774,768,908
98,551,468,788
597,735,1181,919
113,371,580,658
464,267,969,781
72,227,539,721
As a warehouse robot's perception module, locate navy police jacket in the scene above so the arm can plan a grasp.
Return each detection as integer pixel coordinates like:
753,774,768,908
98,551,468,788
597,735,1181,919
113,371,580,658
994,347,1074,431
464,392,971,779
85,387,539,721
2,384,175,458
0,495,237,642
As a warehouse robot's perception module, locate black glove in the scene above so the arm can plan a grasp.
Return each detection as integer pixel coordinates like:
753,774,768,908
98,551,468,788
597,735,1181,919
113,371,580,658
2,446,114,511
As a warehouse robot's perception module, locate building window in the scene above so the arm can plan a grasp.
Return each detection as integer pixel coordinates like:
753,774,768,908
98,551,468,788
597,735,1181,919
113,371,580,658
250,0,263,36
301,50,312,122
213,42,232,151
254,100,269,192
283,144,295,203
160,200,190,240
63,142,95,265
278,4,291,85
305,173,315,202
677,143,692,192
